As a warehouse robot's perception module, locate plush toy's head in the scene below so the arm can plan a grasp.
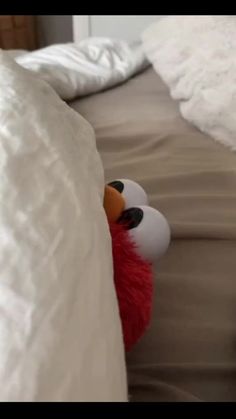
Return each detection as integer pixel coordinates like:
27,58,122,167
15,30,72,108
103,179,171,351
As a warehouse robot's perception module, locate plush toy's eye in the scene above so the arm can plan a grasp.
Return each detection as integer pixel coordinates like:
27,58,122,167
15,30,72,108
118,207,144,229
108,179,148,209
108,180,124,194
119,205,170,263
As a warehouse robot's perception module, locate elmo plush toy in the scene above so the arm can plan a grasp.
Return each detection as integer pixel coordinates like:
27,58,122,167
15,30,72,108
103,179,170,352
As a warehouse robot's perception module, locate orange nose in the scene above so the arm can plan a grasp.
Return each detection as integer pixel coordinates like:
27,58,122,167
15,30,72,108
103,185,125,223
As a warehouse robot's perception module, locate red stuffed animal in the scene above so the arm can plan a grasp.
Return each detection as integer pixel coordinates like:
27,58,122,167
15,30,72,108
104,179,170,352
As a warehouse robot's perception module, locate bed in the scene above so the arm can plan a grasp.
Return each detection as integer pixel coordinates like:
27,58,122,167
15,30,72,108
2,15,236,402
70,66,236,402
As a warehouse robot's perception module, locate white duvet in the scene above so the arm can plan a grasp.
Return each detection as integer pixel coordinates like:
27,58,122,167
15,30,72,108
142,15,236,151
15,38,149,101
0,52,127,401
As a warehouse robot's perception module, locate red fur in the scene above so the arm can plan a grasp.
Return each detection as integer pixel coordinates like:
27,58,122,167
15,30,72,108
109,221,153,352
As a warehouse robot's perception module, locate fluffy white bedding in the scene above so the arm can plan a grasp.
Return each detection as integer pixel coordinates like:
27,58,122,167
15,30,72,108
0,52,127,401
142,15,236,151
15,38,149,101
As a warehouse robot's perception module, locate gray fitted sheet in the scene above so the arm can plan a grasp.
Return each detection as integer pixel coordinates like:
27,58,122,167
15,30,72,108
70,67,236,401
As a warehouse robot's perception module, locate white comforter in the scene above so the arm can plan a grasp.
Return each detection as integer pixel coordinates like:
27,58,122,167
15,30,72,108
15,38,149,101
142,15,236,151
0,52,127,401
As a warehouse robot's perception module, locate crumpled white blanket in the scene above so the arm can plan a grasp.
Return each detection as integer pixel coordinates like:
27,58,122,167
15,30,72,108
15,37,149,100
0,51,127,401
142,15,236,151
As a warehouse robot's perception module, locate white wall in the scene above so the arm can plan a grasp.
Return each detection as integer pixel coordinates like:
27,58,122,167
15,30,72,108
36,15,164,47
73,15,165,43
90,15,163,42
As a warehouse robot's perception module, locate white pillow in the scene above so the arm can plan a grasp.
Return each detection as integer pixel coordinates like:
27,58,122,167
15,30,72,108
0,51,127,401
16,38,149,100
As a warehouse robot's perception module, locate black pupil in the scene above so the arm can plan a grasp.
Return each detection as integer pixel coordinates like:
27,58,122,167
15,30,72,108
108,180,124,193
118,207,143,230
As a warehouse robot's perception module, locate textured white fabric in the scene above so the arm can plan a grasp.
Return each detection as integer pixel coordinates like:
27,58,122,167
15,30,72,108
7,49,27,59
142,15,236,151
16,38,149,100
0,51,127,401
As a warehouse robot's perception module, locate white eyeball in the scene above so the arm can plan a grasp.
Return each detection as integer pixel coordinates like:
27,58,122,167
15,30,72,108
119,205,171,262
108,179,148,209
